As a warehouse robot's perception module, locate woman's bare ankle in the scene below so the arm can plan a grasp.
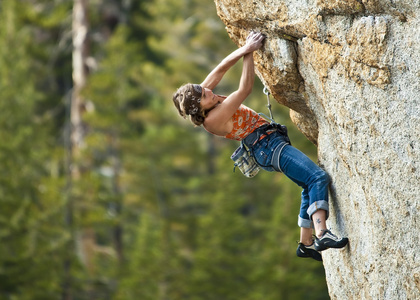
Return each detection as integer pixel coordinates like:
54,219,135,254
316,228,328,238
301,239,314,246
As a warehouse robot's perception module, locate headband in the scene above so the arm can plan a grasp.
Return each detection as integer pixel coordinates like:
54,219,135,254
186,84,202,115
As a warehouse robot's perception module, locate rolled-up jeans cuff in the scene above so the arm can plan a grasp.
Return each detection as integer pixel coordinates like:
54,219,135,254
307,200,329,220
298,216,314,229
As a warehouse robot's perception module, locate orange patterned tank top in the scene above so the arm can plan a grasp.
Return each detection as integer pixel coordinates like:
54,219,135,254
224,105,269,141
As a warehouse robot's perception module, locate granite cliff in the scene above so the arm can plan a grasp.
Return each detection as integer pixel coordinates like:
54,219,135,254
214,0,420,298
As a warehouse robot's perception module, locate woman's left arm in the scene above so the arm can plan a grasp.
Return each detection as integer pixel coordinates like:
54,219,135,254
201,32,265,90
203,52,256,134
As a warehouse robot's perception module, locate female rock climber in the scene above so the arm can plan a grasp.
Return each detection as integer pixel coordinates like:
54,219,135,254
172,31,348,261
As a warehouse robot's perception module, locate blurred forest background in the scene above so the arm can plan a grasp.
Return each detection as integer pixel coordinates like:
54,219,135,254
0,0,329,299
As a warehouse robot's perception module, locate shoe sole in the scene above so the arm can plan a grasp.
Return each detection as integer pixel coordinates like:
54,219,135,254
297,253,323,261
315,238,349,252
297,245,323,261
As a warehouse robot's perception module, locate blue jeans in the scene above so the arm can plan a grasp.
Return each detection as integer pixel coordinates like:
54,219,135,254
250,131,330,229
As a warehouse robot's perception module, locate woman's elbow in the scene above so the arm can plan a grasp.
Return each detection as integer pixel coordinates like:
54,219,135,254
242,85,253,97
239,80,253,93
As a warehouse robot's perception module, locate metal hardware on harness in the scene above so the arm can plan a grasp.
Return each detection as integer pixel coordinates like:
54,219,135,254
263,86,274,122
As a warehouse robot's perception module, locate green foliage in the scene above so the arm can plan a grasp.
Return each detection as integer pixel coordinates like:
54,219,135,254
0,1,68,298
0,0,328,299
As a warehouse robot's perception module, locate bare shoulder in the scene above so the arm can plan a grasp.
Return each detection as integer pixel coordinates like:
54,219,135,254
204,109,233,136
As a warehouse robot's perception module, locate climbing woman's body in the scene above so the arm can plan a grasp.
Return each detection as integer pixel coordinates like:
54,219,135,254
172,31,348,261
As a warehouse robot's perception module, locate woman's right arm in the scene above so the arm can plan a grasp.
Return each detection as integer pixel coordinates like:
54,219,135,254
204,51,255,127
200,32,265,90
203,45,262,135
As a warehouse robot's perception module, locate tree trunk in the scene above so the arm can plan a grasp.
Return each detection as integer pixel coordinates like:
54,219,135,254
63,1,89,299
71,0,89,161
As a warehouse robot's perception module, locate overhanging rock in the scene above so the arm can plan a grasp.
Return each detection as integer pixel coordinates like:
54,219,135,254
214,0,420,299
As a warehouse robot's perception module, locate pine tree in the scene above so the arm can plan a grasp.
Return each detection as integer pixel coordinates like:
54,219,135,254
0,0,327,298
81,0,327,298
0,1,70,298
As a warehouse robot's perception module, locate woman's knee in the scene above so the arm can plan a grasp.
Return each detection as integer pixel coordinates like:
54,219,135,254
316,170,330,186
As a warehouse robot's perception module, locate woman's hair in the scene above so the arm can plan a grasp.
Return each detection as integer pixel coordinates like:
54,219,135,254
172,83,207,126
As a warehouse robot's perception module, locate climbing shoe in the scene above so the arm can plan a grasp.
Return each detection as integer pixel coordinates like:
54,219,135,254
314,229,349,252
296,242,323,261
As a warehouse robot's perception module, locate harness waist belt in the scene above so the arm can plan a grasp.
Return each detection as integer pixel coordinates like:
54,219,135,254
243,123,290,148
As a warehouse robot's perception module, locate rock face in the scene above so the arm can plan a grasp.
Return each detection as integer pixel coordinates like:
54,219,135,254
214,0,420,299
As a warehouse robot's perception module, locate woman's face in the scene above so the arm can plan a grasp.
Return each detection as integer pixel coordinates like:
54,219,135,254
200,88,222,111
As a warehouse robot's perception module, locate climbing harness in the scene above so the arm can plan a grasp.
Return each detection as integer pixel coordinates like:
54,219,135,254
231,86,291,177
